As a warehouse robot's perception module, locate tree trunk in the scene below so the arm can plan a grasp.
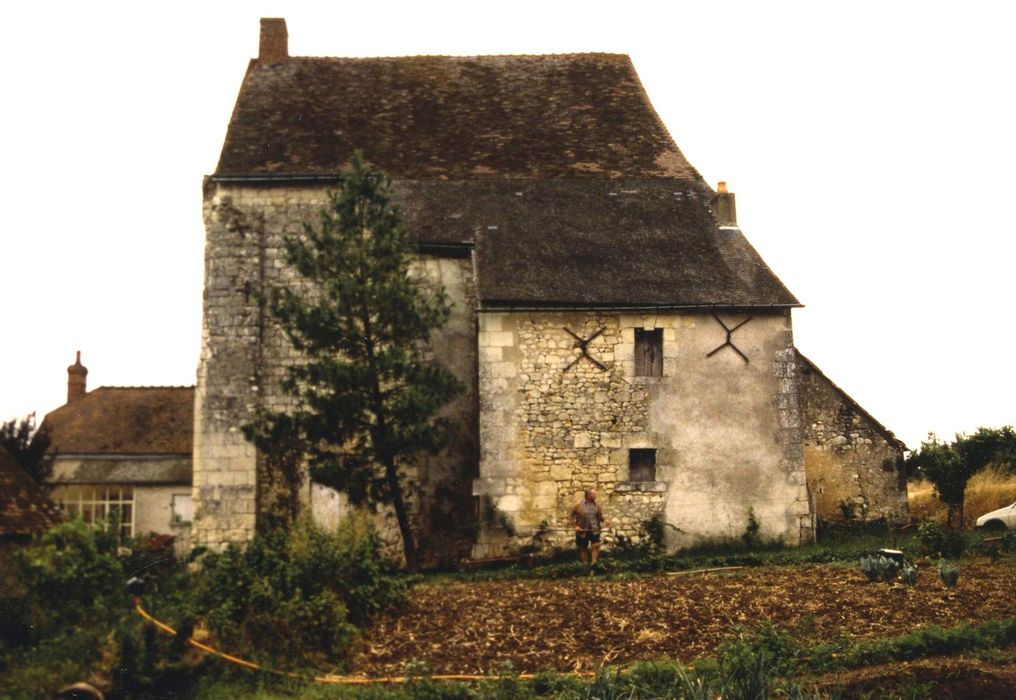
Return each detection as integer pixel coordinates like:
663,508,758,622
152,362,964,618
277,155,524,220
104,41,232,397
384,455,419,571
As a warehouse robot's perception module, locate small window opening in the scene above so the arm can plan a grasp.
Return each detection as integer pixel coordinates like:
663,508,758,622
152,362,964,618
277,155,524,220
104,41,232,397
629,449,657,482
634,329,663,376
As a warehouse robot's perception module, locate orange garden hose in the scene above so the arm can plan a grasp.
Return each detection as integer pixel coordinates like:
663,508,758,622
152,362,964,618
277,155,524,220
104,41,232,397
133,596,596,684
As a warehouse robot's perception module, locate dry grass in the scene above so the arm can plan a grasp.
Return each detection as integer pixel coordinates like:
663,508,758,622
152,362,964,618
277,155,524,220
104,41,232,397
909,466,1016,527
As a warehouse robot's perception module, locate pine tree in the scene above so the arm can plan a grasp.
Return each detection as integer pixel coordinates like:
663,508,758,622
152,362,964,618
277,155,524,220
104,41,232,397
1,412,52,483
245,152,464,570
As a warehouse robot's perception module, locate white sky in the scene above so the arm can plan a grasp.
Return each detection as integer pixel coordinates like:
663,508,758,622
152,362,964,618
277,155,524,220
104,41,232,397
1,0,1013,450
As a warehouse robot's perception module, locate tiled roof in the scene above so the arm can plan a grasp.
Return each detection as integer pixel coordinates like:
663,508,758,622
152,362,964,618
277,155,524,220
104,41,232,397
51,457,191,485
211,46,799,307
0,446,62,536
41,387,194,455
393,179,799,307
215,54,702,181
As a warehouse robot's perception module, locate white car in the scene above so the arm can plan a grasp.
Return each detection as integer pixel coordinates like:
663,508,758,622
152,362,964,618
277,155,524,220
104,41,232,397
975,501,1016,530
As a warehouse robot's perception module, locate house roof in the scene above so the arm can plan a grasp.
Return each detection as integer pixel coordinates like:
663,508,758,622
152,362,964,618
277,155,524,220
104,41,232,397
50,457,191,485
211,43,799,308
393,179,799,307
214,53,702,181
0,446,62,537
42,387,194,456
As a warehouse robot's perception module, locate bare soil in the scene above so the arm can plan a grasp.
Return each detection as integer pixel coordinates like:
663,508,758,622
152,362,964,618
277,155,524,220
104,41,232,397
814,657,1016,699
354,562,1016,676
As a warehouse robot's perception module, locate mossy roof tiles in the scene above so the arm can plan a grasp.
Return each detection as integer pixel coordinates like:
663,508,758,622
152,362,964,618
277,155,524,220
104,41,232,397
41,387,194,456
216,54,701,180
213,52,799,308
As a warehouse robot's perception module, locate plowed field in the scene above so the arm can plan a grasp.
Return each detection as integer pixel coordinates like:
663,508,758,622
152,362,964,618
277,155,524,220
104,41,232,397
354,563,1016,676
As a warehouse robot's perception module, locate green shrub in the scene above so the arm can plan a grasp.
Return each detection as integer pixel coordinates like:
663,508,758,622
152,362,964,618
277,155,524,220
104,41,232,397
741,508,762,548
916,519,966,558
2,518,200,699
717,622,801,698
194,514,407,668
14,518,124,623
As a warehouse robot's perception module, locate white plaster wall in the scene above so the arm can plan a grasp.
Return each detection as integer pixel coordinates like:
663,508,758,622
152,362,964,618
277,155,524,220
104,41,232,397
475,310,809,554
134,485,192,539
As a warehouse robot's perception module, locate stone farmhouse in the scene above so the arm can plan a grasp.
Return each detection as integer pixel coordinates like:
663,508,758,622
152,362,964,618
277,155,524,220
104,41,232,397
192,18,907,562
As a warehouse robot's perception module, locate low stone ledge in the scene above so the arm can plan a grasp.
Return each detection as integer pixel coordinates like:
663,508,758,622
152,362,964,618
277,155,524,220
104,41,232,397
614,480,668,493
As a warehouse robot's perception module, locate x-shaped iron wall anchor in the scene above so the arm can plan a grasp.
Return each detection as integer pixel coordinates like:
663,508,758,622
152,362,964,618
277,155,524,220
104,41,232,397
706,314,753,364
563,327,607,371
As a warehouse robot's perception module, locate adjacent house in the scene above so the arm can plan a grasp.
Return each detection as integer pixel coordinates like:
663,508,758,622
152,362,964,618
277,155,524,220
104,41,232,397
191,18,908,563
40,354,194,548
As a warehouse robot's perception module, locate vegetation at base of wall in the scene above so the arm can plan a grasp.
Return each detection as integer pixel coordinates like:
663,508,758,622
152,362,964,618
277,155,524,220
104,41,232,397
0,514,409,699
443,516,1016,584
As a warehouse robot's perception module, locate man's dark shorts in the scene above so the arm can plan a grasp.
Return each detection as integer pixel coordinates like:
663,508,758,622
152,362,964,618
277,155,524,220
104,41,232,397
576,531,601,549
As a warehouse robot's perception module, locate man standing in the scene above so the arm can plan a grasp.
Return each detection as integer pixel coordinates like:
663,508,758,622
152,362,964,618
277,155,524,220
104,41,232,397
571,489,606,566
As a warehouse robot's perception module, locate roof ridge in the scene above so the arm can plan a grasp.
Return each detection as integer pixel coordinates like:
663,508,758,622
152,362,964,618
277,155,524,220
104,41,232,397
281,52,632,61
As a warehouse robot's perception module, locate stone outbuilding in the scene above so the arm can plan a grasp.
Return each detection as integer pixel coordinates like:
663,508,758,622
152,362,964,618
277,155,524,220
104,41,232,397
40,354,194,548
192,18,907,561
796,352,908,522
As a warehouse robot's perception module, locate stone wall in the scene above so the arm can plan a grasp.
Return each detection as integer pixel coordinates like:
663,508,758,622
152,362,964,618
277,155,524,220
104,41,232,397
797,354,908,523
195,182,478,562
473,310,811,556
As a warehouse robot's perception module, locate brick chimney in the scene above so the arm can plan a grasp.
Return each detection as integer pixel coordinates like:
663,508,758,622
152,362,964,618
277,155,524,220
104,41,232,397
712,181,737,227
67,351,88,403
259,18,288,64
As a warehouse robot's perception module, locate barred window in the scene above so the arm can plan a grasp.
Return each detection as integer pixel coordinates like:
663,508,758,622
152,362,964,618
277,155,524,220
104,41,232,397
52,484,135,538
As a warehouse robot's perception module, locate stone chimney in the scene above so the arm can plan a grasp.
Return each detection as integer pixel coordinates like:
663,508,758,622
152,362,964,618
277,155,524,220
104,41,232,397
259,18,288,64
67,351,88,403
712,181,737,227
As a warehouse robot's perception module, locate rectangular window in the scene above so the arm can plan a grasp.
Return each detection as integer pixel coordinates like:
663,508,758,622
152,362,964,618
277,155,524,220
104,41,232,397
52,484,135,538
629,449,657,482
171,493,193,524
634,329,663,377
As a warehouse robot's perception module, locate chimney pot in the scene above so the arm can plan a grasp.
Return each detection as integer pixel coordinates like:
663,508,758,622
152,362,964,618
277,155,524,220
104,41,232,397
259,18,288,64
67,351,88,403
712,182,737,227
